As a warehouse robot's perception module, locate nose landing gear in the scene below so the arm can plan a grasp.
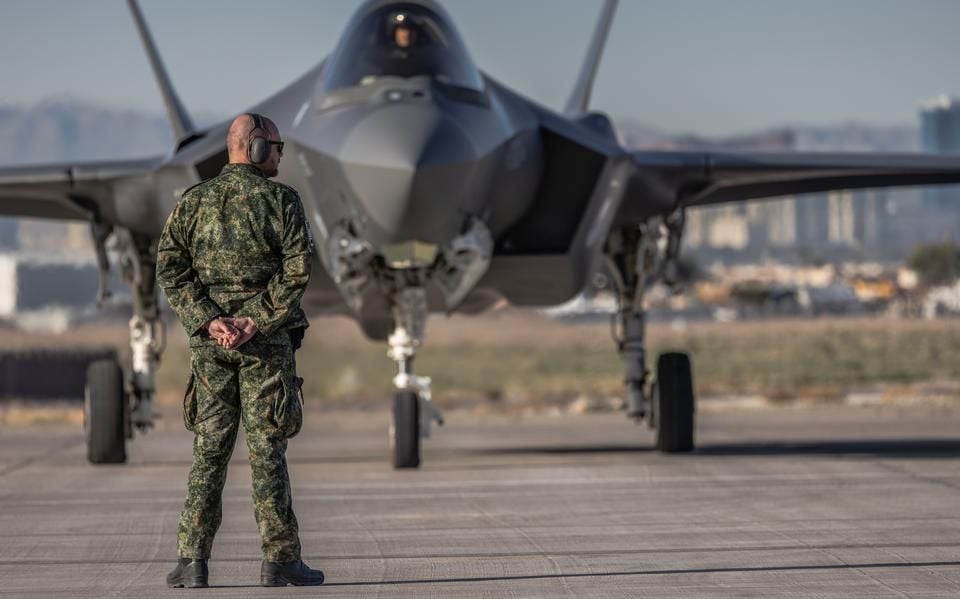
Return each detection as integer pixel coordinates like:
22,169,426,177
386,287,443,468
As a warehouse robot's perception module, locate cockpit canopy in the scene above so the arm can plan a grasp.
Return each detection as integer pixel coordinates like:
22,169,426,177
321,1,484,93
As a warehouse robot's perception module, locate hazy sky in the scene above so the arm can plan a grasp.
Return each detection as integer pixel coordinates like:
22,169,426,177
2,0,959,136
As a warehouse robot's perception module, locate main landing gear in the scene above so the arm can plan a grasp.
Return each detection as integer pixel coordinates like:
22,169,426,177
604,212,695,453
84,227,163,464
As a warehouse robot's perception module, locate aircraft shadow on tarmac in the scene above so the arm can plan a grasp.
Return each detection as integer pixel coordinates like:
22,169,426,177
320,560,960,588
694,438,960,459
166,559,960,589
128,438,960,467
472,444,653,456
473,438,960,459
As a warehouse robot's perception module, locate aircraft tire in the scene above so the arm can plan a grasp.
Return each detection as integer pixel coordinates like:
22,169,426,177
655,352,695,453
391,390,421,468
84,359,127,464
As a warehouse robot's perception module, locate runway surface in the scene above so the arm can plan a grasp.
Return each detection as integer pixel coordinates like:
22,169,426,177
1,402,960,597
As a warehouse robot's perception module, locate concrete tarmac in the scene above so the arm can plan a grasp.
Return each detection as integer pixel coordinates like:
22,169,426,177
1,402,960,597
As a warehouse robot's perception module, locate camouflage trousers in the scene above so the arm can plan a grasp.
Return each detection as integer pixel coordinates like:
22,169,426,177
177,333,304,562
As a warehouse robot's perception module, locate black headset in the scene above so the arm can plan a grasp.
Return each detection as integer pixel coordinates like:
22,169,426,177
246,113,271,165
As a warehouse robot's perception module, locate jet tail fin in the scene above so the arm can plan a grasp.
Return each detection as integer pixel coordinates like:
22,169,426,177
563,0,618,116
126,0,196,145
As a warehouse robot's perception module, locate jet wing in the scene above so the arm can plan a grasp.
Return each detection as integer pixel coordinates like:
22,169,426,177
618,150,960,223
0,157,161,223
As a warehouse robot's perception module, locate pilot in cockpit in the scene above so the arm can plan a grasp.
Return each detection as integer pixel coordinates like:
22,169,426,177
394,24,415,48
390,13,418,55
322,6,485,93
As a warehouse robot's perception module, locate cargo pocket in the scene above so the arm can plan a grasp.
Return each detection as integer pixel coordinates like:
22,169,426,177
273,375,304,439
182,374,198,433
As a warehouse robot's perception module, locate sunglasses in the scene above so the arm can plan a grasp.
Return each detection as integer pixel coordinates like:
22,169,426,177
269,140,285,156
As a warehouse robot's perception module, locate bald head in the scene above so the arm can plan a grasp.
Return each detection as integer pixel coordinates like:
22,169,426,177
227,113,283,176
227,114,279,160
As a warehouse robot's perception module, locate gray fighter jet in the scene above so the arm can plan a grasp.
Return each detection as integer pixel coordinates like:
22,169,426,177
3,0,960,468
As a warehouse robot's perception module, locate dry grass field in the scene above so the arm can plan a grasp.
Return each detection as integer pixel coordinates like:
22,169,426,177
4,309,960,414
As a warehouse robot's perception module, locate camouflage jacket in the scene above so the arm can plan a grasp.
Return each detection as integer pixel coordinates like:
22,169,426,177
156,163,313,341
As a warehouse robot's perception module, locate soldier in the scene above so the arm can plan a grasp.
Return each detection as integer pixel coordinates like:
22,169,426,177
156,113,323,588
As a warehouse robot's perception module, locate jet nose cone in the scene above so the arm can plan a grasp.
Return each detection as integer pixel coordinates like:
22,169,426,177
338,101,481,246
341,100,477,170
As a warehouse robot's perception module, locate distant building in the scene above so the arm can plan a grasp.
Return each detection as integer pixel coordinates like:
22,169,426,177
921,95,960,154
919,95,960,238
795,194,830,253
0,218,16,251
761,199,796,247
0,253,101,318
827,191,857,247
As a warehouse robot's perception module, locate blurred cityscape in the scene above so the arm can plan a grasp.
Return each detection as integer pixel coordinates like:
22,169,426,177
2,97,960,329
620,95,960,265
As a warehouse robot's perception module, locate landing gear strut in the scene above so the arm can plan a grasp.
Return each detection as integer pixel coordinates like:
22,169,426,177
605,211,695,453
84,227,163,464
387,287,443,468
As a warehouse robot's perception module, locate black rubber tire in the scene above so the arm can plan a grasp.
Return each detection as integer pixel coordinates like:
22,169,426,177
392,391,421,469
84,359,127,464
655,352,695,453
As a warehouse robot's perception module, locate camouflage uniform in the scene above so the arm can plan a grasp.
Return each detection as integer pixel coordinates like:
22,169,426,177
156,163,313,562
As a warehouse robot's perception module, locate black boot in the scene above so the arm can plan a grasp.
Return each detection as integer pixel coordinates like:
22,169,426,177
166,558,209,588
260,559,324,586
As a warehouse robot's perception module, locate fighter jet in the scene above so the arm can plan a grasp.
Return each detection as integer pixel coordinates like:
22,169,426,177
3,0,960,468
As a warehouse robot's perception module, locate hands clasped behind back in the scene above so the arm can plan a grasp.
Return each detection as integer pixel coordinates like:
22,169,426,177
204,316,260,350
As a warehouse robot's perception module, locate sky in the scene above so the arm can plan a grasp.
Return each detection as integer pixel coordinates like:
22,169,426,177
1,0,959,136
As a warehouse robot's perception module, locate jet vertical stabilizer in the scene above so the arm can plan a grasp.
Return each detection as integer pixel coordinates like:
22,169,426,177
126,0,197,147
563,0,618,116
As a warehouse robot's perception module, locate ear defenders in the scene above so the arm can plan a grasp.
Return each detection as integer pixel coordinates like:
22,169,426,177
246,113,271,164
